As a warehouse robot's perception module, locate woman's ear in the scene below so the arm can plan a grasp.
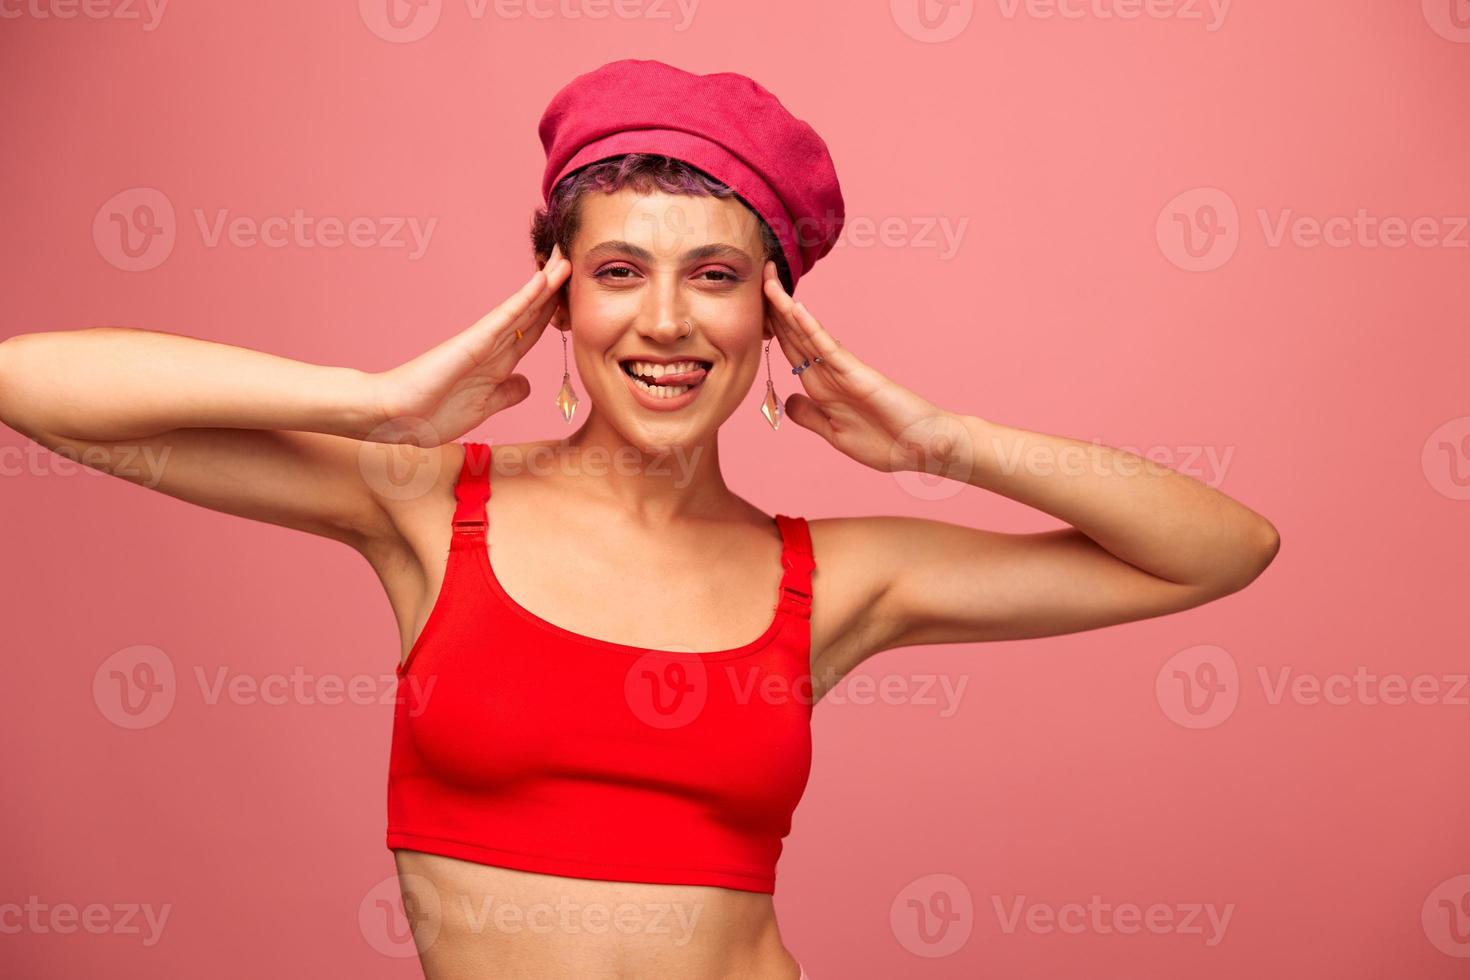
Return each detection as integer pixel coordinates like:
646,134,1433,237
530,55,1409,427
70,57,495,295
535,248,570,329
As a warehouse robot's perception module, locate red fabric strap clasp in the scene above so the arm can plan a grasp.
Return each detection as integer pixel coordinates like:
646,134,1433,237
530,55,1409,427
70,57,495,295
774,514,815,620
451,441,491,545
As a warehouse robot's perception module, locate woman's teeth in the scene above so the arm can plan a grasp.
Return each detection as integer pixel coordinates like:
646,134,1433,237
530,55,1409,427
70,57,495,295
632,376,692,397
626,359,704,379
621,359,709,398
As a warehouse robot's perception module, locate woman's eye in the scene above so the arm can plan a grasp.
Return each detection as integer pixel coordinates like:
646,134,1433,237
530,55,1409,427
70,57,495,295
594,266,738,283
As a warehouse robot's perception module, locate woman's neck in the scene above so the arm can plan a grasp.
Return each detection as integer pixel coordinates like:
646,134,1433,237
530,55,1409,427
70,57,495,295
535,405,736,524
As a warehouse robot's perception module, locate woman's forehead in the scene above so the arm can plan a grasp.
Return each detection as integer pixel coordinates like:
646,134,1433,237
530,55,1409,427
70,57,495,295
575,188,766,260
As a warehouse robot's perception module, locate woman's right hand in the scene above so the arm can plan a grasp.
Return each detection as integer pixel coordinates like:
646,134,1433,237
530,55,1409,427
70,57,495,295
367,245,573,446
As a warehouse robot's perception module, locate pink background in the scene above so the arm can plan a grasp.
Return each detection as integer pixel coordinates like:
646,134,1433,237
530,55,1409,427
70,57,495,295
3,1,1468,977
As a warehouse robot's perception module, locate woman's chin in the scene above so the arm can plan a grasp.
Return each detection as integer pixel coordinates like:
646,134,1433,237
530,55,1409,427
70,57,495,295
606,408,723,457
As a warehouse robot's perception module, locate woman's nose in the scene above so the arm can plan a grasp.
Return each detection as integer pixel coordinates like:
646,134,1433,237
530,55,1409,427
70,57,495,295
640,296,693,342
643,316,690,342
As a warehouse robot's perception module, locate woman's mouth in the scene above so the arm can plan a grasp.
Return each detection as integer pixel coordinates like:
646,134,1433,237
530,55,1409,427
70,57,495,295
618,358,713,410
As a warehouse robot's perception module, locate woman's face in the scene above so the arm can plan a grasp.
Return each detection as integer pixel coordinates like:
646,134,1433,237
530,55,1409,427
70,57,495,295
552,187,773,450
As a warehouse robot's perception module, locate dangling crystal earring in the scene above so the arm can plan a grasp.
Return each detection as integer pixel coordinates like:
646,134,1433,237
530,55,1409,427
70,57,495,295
759,338,782,430
554,327,579,423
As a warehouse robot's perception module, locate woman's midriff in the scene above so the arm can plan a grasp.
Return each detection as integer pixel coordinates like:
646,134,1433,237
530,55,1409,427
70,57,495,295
393,850,802,980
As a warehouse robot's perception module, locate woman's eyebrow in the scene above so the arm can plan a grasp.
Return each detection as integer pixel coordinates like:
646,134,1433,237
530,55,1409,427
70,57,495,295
583,240,754,264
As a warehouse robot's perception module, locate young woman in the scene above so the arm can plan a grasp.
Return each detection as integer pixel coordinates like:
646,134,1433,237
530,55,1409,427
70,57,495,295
0,61,1278,980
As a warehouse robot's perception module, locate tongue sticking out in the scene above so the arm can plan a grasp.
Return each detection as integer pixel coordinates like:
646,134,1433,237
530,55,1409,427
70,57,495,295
626,363,710,386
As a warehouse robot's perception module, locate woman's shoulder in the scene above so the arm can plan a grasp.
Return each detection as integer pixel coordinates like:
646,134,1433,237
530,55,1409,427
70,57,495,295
801,513,916,549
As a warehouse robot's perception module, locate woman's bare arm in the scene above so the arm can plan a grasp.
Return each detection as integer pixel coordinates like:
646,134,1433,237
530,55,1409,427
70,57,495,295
832,416,1279,677
0,327,376,444
0,247,571,552
755,264,1279,683
0,329,401,548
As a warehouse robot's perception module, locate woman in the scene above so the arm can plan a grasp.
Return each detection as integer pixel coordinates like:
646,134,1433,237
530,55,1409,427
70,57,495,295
0,60,1278,980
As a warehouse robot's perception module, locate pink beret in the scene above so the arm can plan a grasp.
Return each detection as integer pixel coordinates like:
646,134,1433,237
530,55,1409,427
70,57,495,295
538,59,845,291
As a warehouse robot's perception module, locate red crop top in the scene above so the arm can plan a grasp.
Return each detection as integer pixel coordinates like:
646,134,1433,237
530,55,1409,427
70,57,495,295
386,441,816,894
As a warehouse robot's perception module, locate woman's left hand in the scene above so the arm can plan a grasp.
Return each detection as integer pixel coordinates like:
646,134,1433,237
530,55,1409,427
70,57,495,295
762,261,968,475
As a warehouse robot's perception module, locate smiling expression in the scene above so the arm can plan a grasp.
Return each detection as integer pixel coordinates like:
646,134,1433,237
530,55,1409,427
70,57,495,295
553,188,776,446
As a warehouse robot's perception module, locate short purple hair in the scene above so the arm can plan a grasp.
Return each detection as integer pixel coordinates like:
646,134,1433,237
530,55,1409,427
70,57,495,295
530,153,793,293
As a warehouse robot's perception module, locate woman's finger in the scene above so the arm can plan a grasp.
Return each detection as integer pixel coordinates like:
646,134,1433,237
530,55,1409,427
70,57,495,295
765,284,840,395
766,265,857,383
463,248,570,364
510,248,572,332
457,268,552,360
764,305,806,370
788,299,844,364
762,264,815,370
508,260,569,344
784,391,838,443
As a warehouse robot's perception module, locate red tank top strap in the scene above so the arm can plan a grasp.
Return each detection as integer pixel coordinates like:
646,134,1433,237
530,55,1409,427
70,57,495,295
450,441,491,549
773,514,814,621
